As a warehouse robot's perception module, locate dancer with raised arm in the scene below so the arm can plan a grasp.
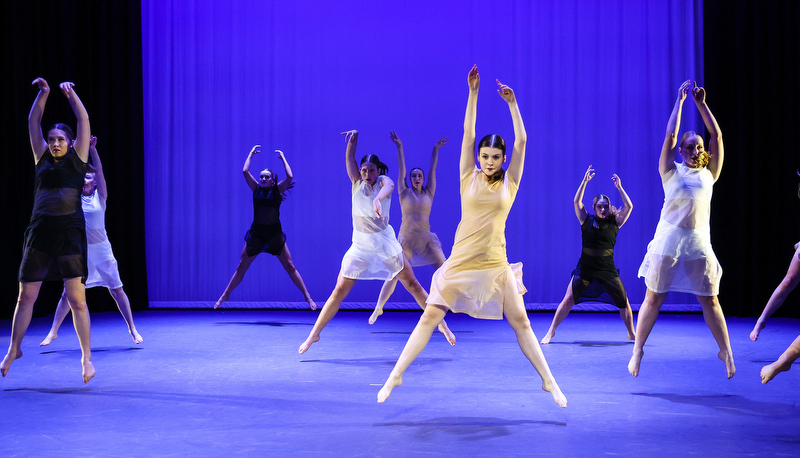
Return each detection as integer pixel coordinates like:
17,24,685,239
629,80,735,379
540,165,634,344
298,131,456,353
214,146,316,310
2,78,94,383
370,132,449,324
41,135,143,346
377,66,566,407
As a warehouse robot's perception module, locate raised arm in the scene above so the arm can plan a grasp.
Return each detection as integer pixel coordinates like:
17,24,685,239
342,130,360,184
60,82,90,163
692,83,724,181
498,80,526,185
372,175,395,218
28,78,50,163
659,80,691,176
243,145,261,192
426,136,448,196
391,131,407,192
612,173,633,228
88,136,108,200
573,165,594,224
461,65,479,180
275,149,295,194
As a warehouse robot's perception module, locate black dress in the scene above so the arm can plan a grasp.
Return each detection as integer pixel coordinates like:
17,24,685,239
18,149,88,282
571,215,628,308
244,184,286,257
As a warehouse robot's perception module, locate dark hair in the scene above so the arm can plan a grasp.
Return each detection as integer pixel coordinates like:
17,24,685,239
48,123,75,142
409,167,424,178
260,168,292,201
591,194,620,228
360,154,389,176
477,134,506,182
679,131,709,168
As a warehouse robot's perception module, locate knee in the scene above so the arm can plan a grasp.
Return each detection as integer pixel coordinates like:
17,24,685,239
67,299,88,313
418,306,444,327
507,313,532,331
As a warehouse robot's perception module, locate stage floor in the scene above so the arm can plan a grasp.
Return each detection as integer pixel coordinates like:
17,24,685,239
1,310,798,456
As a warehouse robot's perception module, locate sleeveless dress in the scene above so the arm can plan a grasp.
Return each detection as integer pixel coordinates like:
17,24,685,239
571,215,628,308
427,168,526,320
244,184,286,257
18,149,88,282
340,178,404,280
83,190,123,288
397,188,444,267
638,161,722,295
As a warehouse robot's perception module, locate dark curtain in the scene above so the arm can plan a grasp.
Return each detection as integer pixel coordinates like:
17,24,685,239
705,0,800,318
0,1,147,319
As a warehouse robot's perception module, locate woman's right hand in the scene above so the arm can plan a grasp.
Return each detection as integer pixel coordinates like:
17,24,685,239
249,144,261,156
32,78,50,93
677,80,691,102
434,136,449,149
583,165,595,183
341,130,358,144
89,136,98,148
468,65,479,91
389,130,402,147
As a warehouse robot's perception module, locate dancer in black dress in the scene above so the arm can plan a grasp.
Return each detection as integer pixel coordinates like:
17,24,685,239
541,165,635,344
2,78,95,383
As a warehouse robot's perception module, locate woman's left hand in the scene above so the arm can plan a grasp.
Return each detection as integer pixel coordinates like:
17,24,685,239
372,197,383,218
691,82,706,104
434,136,449,149
497,80,515,104
59,82,76,99
275,149,286,161
612,173,622,189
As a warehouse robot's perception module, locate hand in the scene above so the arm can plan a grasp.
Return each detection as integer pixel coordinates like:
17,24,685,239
677,80,691,102
249,144,262,156
32,78,50,93
372,197,383,218
89,136,98,148
691,81,706,104
434,136,449,149
389,130,402,147
59,82,76,99
612,173,622,189
341,130,358,144
467,65,479,91
583,165,595,183
275,149,286,161
496,80,515,104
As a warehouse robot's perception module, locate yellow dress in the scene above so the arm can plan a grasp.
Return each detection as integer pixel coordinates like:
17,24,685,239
427,168,526,319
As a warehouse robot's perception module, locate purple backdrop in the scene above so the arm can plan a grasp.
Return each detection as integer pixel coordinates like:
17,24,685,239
142,0,704,306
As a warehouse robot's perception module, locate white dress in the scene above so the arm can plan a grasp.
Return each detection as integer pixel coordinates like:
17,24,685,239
340,178,404,280
82,190,123,289
427,168,526,320
638,162,722,296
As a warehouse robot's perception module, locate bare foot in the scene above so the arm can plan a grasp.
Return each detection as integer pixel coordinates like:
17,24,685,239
542,378,567,408
377,374,402,403
760,357,791,384
82,359,96,384
130,329,144,344
438,321,456,346
0,350,23,377
627,330,635,341
298,334,319,354
213,295,229,309
40,332,58,346
306,298,318,311
540,331,555,345
718,350,736,379
628,348,643,377
750,321,765,341
369,307,383,325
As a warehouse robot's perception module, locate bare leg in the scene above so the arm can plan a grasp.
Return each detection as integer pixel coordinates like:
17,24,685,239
751,247,800,341
396,258,455,346
1,282,41,377
628,289,668,377
63,277,95,383
371,278,397,324
277,244,317,310
40,288,71,346
504,291,567,408
214,245,257,309
761,335,800,384
541,280,575,344
620,298,636,341
378,304,447,403
697,295,735,379
298,275,356,354
109,287,143,344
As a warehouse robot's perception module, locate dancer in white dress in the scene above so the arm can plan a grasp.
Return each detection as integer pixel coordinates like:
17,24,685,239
628,80,735,379
298,131,455,354
40,136,143,346
370,131,449,324
377,66,566,407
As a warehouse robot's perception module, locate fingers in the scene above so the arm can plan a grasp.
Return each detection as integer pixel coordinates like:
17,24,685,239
250,144,261,155
275,149,284,157
32,77,49,90
89,136,97,147
59,82,75,96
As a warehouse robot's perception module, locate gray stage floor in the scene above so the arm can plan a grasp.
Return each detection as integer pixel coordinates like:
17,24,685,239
1,310,798,457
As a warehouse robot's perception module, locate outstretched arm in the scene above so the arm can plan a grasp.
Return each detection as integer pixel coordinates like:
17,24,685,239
28,78,50,163
276,149,294,193
659,80,691,176
692,83,724,181
426,136,447,196
574,165,593,224
461,65,479,180
88,136,108,200
243,145,260,192
342,130,360,184
60,82,90,163
498,80,526,185
391,131,407,193
613,174,633,227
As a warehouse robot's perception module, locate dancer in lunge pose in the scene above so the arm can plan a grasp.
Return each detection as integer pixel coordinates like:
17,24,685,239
298,131,456,353
540,165,634,344
377,66,566,407
629,80,735,379
370,131,449,324
2,78,95,383
214,146,316,310
41,135,143,346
